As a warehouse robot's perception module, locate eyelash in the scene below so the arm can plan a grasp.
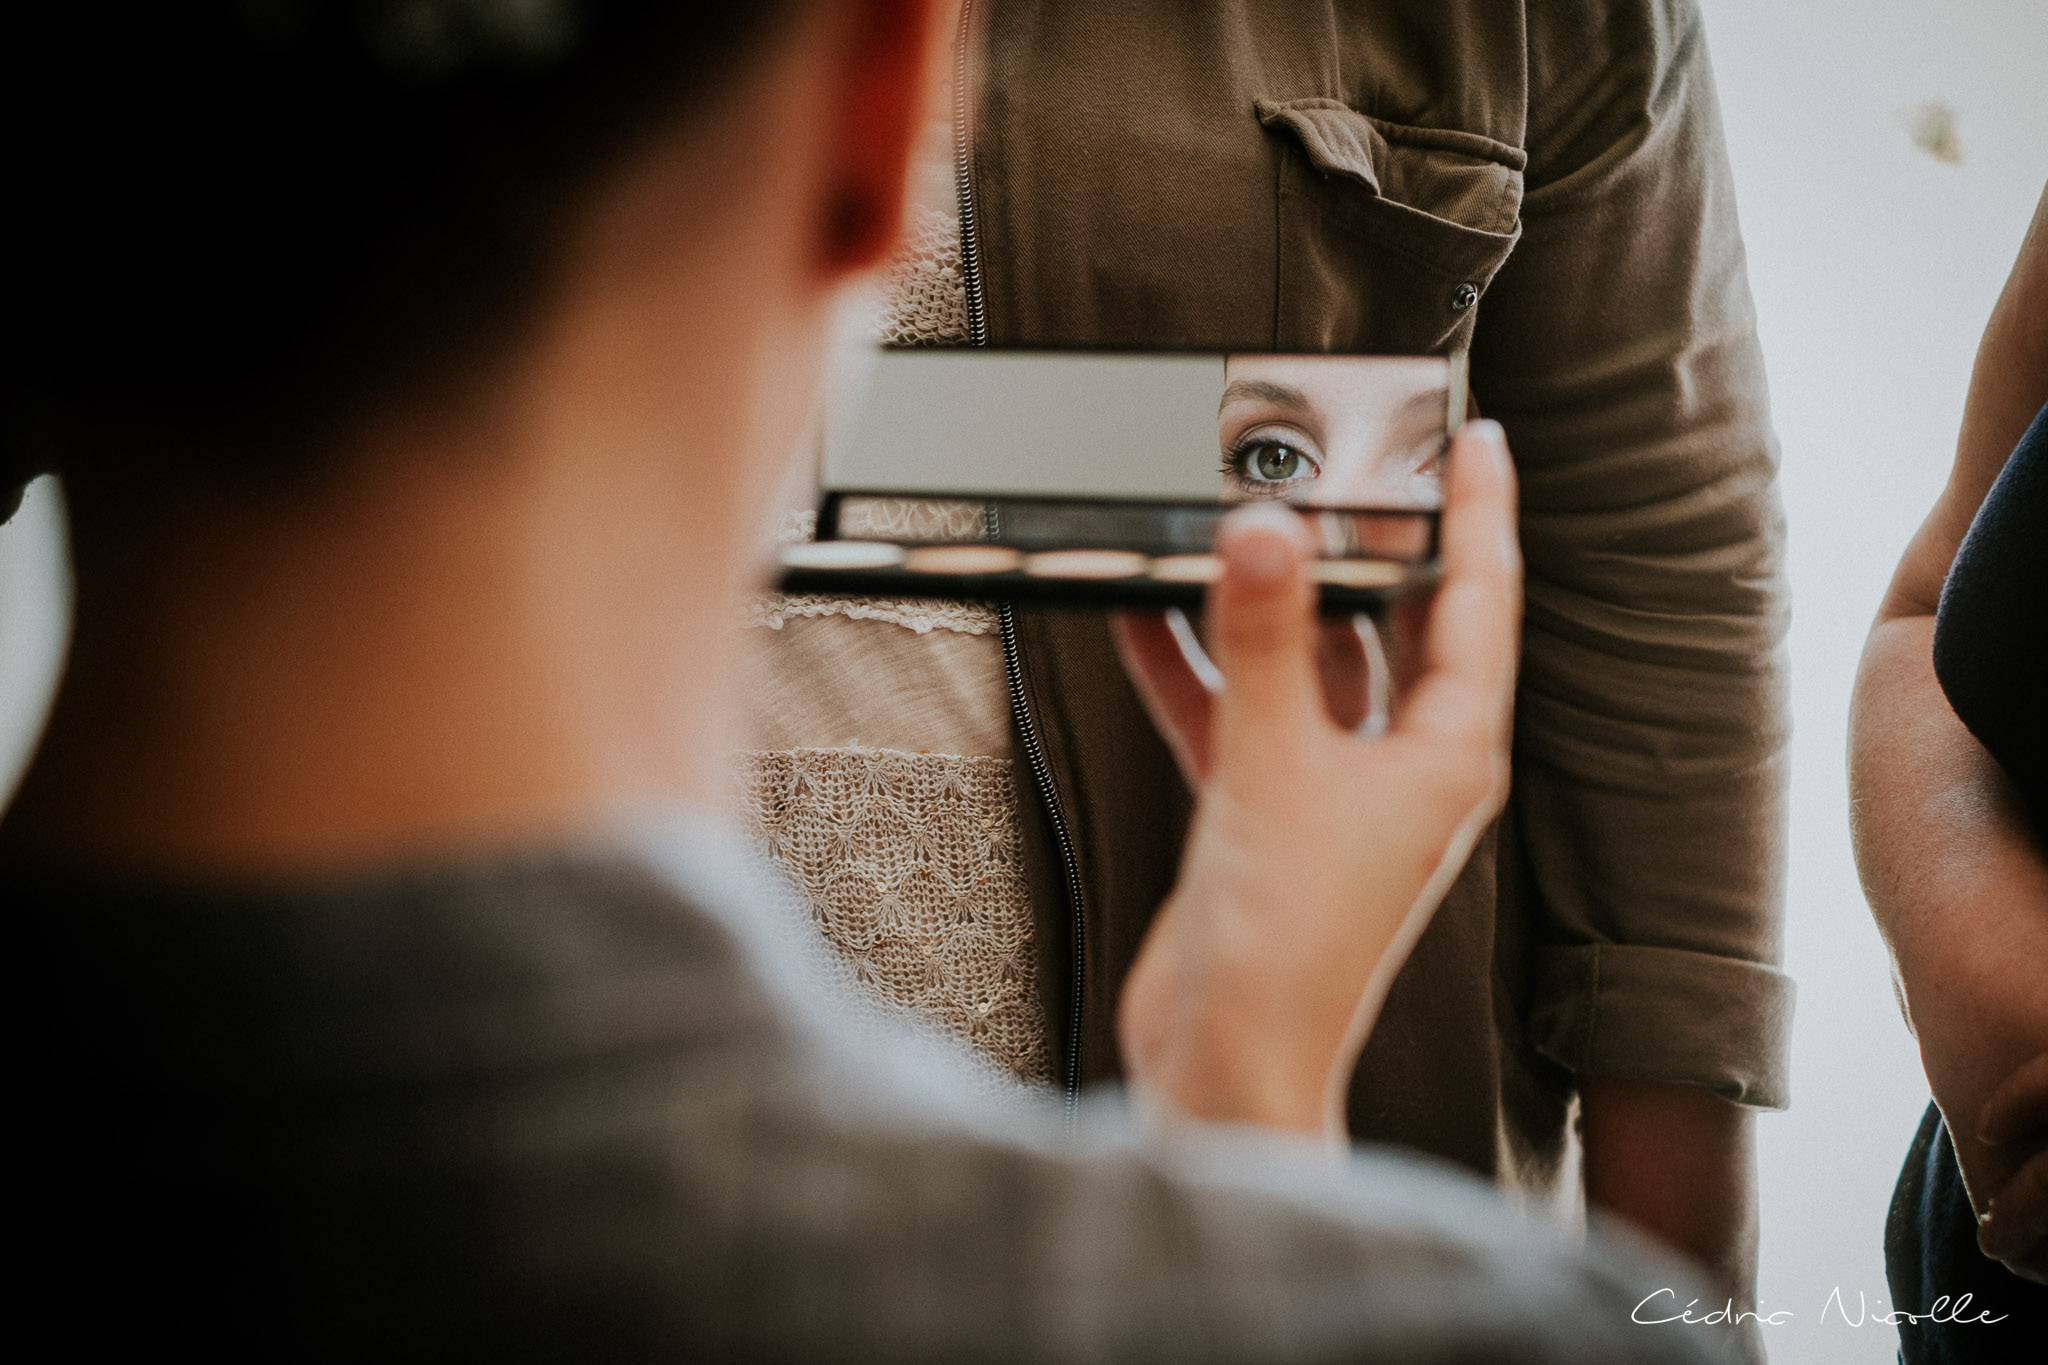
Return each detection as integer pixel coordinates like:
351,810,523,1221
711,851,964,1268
1222,429,1322,494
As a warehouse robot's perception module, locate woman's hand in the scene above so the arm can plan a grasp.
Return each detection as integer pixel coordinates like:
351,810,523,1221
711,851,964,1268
1112,420,1521,1139
1978,1051,2048,1284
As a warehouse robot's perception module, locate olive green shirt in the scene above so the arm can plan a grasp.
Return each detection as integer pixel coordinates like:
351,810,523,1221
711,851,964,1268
969,0,1792,1187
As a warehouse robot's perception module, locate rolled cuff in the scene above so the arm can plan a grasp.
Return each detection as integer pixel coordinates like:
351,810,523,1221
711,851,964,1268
1527,943,1795,1110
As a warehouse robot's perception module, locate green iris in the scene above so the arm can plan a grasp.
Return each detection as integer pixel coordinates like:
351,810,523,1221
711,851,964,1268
1251,442,1304,481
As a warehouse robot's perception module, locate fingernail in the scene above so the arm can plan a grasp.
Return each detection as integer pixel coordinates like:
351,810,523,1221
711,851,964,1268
1221,504,1303,585
1468,418,1507,455
1978,1101,2009,1146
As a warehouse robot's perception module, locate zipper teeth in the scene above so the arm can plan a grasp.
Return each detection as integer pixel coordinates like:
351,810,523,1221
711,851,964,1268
954,0,1083,1112
999,604,1088,1114
952,0,988,348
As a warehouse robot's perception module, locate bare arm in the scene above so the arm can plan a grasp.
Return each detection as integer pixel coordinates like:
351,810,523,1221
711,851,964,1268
1848,183,2048,1220
1582,1079,1756,1309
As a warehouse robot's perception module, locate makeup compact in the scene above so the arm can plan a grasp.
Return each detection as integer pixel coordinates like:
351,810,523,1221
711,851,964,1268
777,348,1466,612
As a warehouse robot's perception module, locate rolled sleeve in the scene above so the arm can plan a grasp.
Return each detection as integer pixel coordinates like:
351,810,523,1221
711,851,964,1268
1528,944,1796,1109
1473,0,1793,1105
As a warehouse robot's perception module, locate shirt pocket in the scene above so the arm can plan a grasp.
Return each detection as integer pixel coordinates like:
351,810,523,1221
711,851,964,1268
1257,97,1524,353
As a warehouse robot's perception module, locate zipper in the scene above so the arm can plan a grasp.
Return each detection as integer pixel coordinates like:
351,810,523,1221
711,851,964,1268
998,604,1088,1117
953,0,1086,1115
952,0,990,349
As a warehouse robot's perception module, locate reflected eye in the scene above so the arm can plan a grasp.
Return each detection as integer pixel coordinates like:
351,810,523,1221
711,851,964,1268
1411,429,1453,478
1249,443,1307,481
1224,434,1322,497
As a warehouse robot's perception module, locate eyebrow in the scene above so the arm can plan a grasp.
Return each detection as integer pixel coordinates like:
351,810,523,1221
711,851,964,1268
1394,387,1453,429
1219,380,1453,426
1218,379,1309,414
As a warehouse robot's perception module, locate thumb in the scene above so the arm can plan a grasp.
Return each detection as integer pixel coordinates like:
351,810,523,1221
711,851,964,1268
1207,504,1322,751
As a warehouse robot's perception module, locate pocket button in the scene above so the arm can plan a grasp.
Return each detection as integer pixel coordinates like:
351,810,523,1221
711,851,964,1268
1450,282,1480,311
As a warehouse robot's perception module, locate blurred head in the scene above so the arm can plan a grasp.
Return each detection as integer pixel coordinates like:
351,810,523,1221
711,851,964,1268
0,0,945,870
2,0,931,520
1217,355,1450,509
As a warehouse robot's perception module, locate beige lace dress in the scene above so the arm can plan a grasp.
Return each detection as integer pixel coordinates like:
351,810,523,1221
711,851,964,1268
735,183,1052,1086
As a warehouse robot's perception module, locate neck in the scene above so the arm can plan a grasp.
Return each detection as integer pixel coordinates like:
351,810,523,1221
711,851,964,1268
0,451,714,879
0,271,825,883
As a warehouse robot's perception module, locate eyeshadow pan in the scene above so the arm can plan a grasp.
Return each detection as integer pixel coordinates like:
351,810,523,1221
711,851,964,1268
903,545,1025,574
1148,554,1224,583
779,540,906,570
1311,559,1406,588
1023,549,1150,579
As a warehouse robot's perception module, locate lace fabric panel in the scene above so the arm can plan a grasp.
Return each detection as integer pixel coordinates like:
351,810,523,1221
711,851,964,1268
734,183,1049,1084
873,202,971,347
745,593,998,637
735,747,1050,1085
838,496,987,542
772,508,817,545
741,611,1011,756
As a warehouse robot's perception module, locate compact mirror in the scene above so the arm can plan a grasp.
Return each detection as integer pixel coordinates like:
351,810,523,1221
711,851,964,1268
778,349,1465,611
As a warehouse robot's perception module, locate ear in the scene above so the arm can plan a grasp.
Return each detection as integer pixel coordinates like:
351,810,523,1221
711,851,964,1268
814,0,946,276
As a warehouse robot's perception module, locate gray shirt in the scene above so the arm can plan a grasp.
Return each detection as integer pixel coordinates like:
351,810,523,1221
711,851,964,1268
17,817,1735,1361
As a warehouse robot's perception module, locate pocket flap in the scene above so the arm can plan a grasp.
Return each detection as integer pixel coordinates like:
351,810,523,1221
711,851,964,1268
1255,97,1525,237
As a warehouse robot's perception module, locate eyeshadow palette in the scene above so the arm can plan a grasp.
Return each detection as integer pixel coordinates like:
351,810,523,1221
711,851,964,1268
776,348,1464,612
777,491,1439,610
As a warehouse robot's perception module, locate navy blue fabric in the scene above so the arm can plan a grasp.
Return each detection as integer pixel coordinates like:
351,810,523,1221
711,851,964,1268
1934,399,2048,826
1886,1103,2048,1362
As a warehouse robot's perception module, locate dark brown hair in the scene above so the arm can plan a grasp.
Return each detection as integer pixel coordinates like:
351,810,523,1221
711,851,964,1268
2,0,803,515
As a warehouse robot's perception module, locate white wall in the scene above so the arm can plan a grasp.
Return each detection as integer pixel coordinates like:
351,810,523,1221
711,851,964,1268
1698,0,2047,1359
